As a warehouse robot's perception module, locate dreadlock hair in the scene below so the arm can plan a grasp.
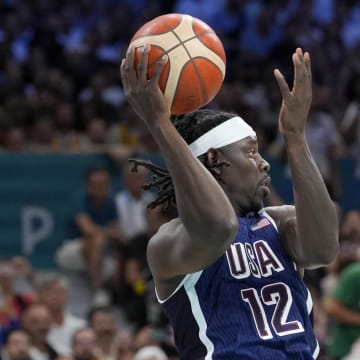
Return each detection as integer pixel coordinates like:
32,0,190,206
129,109,238,211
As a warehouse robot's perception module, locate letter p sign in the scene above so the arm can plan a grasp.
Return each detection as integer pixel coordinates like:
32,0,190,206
21,206,54,255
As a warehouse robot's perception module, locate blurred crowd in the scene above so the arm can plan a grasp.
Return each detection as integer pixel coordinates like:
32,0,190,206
0,165,179,360
1,0,360,359
0,260,177,360
0,0,360,202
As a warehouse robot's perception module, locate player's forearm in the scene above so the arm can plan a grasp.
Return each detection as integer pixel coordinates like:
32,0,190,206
285,134,339,266
149,118,238,242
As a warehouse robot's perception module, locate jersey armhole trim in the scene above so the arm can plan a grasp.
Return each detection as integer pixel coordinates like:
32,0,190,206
313,340,320,359
155,270,203,304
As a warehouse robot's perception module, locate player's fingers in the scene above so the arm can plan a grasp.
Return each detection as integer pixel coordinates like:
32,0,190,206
138,44,150,83
124,45,137,84
304,52,312,82
303,52,312,102
150,55,168,86
293,48,307,95
296,47,303,58
274,69,291,102
120,58,129,92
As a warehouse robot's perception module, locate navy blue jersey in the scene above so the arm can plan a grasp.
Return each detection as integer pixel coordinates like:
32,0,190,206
159,211,319,360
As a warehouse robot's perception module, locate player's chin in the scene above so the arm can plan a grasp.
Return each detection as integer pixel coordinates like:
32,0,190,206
259,184,271,198
252,198,264,212
254,188,270,208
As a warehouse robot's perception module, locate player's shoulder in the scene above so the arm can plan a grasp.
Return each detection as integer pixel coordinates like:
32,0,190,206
263,205,295,222
263,205,296,237
151,217,182,240
146,218,182,261
146,217,189,293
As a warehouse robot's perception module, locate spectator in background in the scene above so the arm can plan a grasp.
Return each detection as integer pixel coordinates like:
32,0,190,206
341,2,360,49
107,103,155,153
56,168,123,306
110,329,134,360
320,210,360,298
324,259,360,356
3,126,26,152
27,117,59,153
0,257,36,345
22,303,58,360
110,203,177,329
304,90,343,200
78,117,109,153
87,306,117,360
344,338,360,360
1,328,32,360
37,274,86,356
133,326,177,359
54,103,82,152
134,326,163,353
78,72,119,125
323,261,360,360
340,100,360,209
71,328,100,360
127,205,177,326
239,5,283,58
339,209,360,243
115,163,154,243
133,345,168,360
125,205,178,274
4,97,30,130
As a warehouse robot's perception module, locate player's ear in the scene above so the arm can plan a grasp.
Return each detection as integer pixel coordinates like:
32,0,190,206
206,148,222,176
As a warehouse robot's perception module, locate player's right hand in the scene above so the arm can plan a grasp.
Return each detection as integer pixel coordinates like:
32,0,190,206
120,44,170,127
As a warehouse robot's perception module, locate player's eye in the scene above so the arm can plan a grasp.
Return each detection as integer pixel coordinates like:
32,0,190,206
248,149,256,156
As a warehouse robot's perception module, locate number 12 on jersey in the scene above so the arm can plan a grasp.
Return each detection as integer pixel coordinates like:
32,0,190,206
241,282,304,340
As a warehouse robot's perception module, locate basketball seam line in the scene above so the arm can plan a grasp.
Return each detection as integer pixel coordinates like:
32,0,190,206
147,31,215,67
156,17,207,105
181,43,206,106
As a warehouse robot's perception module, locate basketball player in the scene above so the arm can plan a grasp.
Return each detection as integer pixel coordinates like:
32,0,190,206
120,45,339,359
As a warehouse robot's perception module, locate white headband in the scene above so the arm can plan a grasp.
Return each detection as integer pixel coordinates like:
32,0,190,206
188,116,256,157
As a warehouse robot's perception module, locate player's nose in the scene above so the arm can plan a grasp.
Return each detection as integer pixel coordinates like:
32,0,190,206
259,157,270,172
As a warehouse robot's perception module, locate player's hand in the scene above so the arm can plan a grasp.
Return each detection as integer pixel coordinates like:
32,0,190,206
120,44,170,126
273,48,312,137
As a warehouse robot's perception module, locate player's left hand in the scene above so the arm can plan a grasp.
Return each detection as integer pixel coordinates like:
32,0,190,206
274,48,312,137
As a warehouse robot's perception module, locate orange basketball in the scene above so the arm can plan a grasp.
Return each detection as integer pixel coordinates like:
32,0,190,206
129,13,226,115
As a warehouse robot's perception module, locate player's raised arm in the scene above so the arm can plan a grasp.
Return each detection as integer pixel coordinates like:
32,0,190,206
271,48,339,268
120,45,238,280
